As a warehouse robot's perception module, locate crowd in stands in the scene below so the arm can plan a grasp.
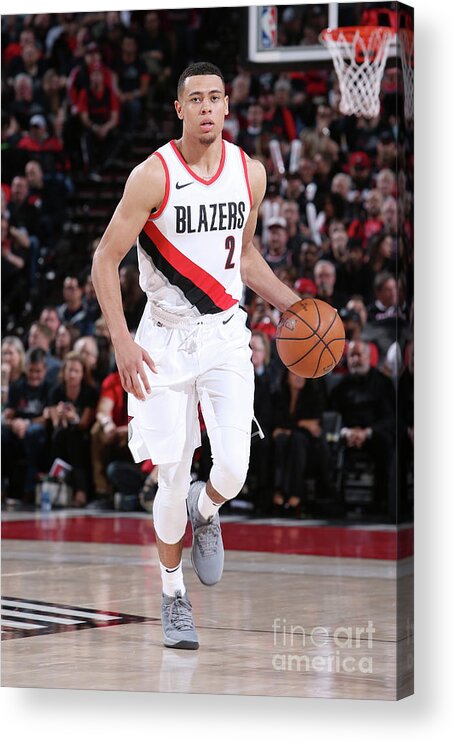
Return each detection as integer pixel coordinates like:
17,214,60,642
1,8,413,521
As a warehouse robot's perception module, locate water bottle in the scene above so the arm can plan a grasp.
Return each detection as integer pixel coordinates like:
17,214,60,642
40,478,52,513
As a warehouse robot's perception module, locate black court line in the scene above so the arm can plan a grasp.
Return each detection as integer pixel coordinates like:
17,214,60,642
1,596,158,641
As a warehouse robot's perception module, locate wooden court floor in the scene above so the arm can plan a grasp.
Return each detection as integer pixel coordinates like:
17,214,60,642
1,512,414,701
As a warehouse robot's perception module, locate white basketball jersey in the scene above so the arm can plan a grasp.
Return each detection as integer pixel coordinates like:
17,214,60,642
136,139,252,316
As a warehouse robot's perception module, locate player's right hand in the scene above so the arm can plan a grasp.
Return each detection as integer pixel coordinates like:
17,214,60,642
115,339,157,401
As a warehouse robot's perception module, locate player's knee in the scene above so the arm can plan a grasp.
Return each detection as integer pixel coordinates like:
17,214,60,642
153,491,187,544
157,460,192,503
211,438,250,500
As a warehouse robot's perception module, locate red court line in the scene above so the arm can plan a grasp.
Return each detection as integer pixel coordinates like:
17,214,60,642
1,518,413,560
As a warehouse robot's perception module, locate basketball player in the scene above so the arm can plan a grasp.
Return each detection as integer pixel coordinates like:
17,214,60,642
92,62,300,649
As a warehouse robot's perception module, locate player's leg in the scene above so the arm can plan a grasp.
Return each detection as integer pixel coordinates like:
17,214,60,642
153,457,199,649
188,329,254,585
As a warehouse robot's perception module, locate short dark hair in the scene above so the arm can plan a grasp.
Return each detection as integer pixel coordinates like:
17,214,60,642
26,347,47,366
177,62,225,99
64,274,84,288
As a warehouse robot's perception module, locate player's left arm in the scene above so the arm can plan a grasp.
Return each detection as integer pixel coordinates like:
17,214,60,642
240,156,300,313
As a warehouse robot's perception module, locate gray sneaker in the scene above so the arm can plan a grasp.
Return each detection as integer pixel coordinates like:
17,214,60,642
187,481,224,586
161,590,199,650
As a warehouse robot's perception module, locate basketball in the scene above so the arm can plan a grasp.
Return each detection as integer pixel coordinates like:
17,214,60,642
276,299,345,378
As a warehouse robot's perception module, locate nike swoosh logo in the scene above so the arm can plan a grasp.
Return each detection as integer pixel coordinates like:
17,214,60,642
222,314,234,325
176,181,194,189
165,566,180,573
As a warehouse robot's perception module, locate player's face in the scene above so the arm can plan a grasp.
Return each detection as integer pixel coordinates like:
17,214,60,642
175,75,228,145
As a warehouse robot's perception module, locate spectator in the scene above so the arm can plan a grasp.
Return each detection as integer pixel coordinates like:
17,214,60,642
6,43,48,88
335,240,374,305
2,347,50,502
112,34,150,134
224,74,251,141
335,308,380,375
39,305,61,342
347,188,384,248
314,259,347,310
77,62,120,177
27,321,61,386
57,274,94,335
282,199,306,264
367,272,402,323
365,272,406,362
262,216,292,271
298,156,318,187
67,41,114,114
330,340,396,515
3,27,38,69
6,176,40,290
82,271,101,326
18,114,64,173
376,168,396,199
53,322,81,361
294,276,317,299
138,11,172,104
275,265,298,292
347,151,372,203
265,78,299,142
271,371,334,516
249,295,279,339
90,369,131,502
296,238,322,277
73,335,102,386
246,331,276,511
368,232,396,274
236,102,268,157
376,129,397,169
331,172,352,201
345,295,369,328
9,73,42,130
98,12,126,67
38,68,67,125
8,175,39,237
328,224,350,265
1,212,30,323
380,196,398,238
47,351,99,507
1,336,26,407
119,265,147,332
25,159,66,243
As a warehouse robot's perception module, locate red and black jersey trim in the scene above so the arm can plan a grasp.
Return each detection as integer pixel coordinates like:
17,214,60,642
139,220,237,315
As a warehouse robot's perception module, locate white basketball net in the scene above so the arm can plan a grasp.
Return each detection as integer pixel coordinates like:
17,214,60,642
321,27,394,118
398,28,414,122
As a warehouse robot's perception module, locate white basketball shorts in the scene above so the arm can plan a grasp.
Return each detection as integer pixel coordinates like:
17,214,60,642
128,302,254,465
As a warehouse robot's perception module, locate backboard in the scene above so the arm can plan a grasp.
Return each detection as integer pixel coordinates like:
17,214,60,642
245,3,413,69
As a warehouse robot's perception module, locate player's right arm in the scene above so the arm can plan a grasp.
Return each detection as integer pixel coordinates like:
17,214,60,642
91,155,165,400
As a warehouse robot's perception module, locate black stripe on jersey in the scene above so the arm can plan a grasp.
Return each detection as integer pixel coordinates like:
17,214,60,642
138,228,225,315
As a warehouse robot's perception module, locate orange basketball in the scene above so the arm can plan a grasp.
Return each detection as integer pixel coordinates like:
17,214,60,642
276,299,345,378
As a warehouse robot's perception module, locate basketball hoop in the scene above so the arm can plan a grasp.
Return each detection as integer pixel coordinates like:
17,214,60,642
320,26,394,118
398,28,414,122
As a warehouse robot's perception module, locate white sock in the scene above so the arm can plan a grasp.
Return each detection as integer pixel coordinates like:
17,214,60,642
160,560,185,597
198,485,222,520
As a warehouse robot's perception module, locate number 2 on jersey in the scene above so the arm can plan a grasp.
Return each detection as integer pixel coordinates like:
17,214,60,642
224,236,235,269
